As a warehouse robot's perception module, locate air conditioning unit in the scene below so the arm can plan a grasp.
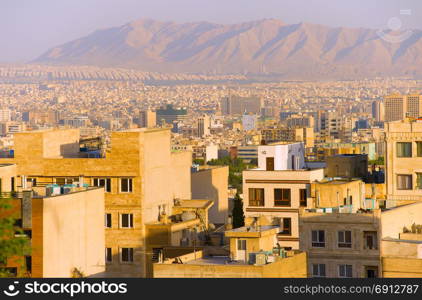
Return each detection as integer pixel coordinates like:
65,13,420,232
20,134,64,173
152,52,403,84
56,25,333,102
255,253,267,265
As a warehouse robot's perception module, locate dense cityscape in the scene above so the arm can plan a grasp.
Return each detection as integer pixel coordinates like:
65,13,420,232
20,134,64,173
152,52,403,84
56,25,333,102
2,2,422,293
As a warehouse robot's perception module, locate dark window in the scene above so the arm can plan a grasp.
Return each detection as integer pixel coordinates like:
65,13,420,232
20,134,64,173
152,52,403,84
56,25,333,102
280,218,291,235
312,230,325,247
417,142,422,157
11,177,14,192
121,248,134,262
338,231,352,248
266,157,274,171
121,214,133,228
300,189,307,207
364,231,378,250
94,178,111,193
248,188,265,206
397,142,412,157
274,189,291,206
25,256,32,273
105,214,112,228
105,248,112,263
120,178,133,193
237,239,246,250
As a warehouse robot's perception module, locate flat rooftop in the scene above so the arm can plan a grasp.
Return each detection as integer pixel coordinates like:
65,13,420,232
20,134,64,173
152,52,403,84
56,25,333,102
184,256,247,266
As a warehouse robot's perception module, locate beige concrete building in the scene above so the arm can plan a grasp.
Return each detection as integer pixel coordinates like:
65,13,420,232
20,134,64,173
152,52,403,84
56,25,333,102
300,200,422,278
243,143,324,249
191,166,229,225
0,164,105,278
384,94,422,122
325,154,368,179
153,224,308,278
0,128,194,277
385,119,422,203
381,233,422,277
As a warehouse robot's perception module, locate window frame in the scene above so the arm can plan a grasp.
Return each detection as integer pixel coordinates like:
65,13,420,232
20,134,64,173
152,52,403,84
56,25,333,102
312,264,326,278
248,188,265,207
274,188,291,207
279,218,291,236
120,213,134,228
105,213,112,228
397,174,413,190
311,230,325,248
120,248,134,263
300,188,307,207
338,264,353,278
120,178,133,193
105,248,112,263
93,178,111,193
396,142,412,158
338,230,352,248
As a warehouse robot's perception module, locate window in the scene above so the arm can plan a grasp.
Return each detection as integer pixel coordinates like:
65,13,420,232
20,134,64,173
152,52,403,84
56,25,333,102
105,213,112,228
25,256,32,273
312,264,326,277
417,142,422,157
105,248,112,263
121,248,134,263
339,264,353,278
93,178,111,193
56,177,78,185
363,231,378,250
280,218,291,235
120,214,133,228
249,188,265,206
396,142,412,157
397,175,412,190
274,189,291,206
311,230,325,248
120,178,133,193
300,189,307,207
237,239,246,250
417,173,422,189
338,231,352,248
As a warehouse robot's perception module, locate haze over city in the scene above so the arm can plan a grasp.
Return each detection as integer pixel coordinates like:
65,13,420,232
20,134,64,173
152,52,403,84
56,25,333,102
2,0,422,288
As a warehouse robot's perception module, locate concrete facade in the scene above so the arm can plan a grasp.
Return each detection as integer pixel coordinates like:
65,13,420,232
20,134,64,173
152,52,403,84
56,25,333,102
0,128,192,277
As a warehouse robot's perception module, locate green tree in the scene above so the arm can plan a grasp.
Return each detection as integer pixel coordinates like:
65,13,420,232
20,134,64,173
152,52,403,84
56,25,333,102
232,193,245,229
0,196,30,277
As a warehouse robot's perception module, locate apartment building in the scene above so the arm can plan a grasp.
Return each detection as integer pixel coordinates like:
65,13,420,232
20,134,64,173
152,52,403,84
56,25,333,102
385,119,422,203
261,127,314,148
300,197,422,278
243,143,324,249
0,128,193,277
220,95,263,115
153,224,308,278
134,110,156,128
0,164,105,278
384,94,422,122
191,166,229,225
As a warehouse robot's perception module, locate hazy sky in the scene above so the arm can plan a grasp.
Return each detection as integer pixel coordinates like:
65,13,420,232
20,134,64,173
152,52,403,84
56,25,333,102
1,0,422,62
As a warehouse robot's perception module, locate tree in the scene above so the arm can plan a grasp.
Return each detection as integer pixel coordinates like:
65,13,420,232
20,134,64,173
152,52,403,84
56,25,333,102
232,193,245,229
0,196,30,277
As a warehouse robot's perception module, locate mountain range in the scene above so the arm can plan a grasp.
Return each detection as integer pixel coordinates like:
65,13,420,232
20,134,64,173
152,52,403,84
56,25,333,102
33,18,422,80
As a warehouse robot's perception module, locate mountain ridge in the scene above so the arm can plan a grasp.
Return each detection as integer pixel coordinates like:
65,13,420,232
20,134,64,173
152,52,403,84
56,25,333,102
33,18,422,79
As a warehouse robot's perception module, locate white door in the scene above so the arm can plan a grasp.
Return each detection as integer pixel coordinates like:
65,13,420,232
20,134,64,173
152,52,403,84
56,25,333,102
237,239,247,262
